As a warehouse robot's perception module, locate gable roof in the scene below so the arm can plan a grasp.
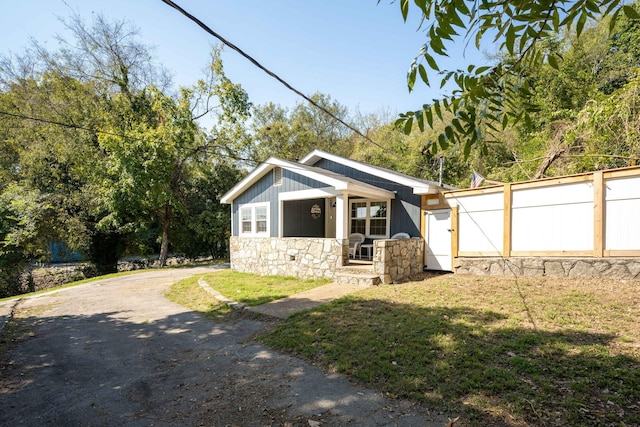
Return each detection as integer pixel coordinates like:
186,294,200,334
300,149,455,194
220,156,395,204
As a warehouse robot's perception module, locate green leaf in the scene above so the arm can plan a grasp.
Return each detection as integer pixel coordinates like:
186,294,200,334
424,52,440,71
400,0,410,21
623,5,640,19
424,105,434,128
438,133,448,149
585,0,600,14
415,110,425,132
407,60,418,92
576,11,588,37
548,54,559,70
418,64,430,86
463,139,472,158
413,0,427,15
505,24,516,54
403,116,413,134
451,118,464,133
609,7,622,32
444,125,455,142
433,100,443,120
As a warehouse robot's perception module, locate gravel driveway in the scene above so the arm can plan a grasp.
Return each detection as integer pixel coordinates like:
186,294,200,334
0,266,447,426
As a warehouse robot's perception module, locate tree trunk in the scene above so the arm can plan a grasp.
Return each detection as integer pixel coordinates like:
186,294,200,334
159,204,172,267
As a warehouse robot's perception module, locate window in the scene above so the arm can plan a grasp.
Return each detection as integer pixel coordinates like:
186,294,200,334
239,203,270,236
349,200,389,237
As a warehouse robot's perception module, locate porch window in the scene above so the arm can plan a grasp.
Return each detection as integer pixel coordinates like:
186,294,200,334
239,203,270,236
349,200,389,238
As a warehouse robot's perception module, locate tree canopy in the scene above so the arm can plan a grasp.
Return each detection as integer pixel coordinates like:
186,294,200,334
0,14,249,295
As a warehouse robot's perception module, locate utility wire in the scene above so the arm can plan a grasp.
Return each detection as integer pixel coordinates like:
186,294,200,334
0,108,261,166
158,0,429,173
0,109,122,137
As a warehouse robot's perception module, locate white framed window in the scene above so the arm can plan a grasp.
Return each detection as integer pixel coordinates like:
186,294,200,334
239,202,270,236
349,199,389,238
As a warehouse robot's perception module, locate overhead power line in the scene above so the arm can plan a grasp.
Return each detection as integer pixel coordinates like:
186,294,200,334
0,109,122,137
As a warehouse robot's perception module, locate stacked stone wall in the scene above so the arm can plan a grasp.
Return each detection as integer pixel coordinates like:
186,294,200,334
455,257,640,279
230,237,347,279
372,238,424,284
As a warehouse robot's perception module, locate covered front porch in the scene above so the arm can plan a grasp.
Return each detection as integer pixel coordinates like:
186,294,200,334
278,183,395,242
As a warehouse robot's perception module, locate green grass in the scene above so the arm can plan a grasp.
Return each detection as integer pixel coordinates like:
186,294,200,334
165,275,232,319
199,271,330,306
258,274,640,426
165,270,330,318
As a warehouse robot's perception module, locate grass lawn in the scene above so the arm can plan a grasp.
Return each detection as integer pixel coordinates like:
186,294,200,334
258,273,640,426
165,271,330,318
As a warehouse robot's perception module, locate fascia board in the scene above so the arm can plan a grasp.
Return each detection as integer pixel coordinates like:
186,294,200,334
220,161,273,204
300,149,443,192
221,155,398,204
344,183,396,199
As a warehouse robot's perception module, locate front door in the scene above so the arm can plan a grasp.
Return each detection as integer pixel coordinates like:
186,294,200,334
425,209,452,271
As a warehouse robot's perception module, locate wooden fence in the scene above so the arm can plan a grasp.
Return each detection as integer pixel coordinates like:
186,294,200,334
444,166,640,259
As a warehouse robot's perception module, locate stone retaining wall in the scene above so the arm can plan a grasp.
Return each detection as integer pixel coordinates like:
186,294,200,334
24,263,99,293
455,257,640,279
230,237,347,279
373,238,424,284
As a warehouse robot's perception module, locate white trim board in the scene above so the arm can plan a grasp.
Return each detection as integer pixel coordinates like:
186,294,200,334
300,149,455,194
221,156,395,203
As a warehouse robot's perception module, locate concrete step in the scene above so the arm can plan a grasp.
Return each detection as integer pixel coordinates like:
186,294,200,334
334,271,381,287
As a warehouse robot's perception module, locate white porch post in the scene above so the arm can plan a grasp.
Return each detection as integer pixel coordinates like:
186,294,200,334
335,192,350,239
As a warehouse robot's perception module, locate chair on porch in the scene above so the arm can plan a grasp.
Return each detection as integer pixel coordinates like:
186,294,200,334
391,232,410,239
348,233,365,258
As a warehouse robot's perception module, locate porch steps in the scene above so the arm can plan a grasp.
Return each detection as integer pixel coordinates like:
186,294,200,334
334,265,381,287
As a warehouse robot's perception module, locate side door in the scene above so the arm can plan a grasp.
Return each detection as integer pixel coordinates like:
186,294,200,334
424,209,452,271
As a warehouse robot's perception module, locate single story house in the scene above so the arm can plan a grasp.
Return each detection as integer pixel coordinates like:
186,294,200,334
222,149,640,282
221,149,454,284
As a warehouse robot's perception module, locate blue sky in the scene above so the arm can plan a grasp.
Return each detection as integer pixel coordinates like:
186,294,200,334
2,0,489,116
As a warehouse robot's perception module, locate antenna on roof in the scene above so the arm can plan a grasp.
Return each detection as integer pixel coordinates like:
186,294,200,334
438,155,444,187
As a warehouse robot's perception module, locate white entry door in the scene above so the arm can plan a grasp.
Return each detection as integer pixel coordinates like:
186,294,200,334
425,209,452,271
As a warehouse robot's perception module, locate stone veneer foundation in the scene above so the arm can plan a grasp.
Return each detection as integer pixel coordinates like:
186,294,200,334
230,236,426,284
455,257,640,279
372,238,424,284
230,237,347,279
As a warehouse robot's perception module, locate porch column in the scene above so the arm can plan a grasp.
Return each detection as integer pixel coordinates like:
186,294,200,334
335,192,350,239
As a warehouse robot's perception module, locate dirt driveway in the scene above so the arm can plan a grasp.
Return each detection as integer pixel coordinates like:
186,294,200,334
0,266,447,426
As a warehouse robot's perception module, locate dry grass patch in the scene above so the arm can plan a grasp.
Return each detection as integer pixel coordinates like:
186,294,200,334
259,273,640,426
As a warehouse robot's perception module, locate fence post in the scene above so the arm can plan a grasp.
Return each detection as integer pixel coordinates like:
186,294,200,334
593,171,604,257
503,183,512,258
451,206,459,271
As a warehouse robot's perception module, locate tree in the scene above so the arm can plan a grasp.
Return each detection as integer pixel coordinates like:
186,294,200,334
171,159,244,259
0,70,112,281
243,93,352,164
0,14,251,284
392,0,640,155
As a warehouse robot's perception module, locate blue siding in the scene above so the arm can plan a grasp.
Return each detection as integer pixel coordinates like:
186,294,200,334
314,159,422,237
232,168,327,236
